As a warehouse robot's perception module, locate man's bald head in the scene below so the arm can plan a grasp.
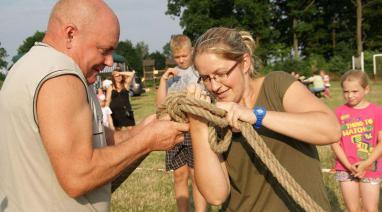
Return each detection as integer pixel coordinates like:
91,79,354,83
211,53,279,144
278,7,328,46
43,0,120,84
46,0,119,42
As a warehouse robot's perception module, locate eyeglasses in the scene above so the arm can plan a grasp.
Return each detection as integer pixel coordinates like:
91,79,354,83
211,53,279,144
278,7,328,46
197,60,241,84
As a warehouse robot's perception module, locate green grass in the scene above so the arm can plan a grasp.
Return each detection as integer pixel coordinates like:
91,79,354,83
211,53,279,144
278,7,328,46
111,81,382,211
111,92,178,211
112,92,220,211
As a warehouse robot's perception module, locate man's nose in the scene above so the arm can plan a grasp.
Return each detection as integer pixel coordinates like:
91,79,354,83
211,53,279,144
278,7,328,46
105,54,114,67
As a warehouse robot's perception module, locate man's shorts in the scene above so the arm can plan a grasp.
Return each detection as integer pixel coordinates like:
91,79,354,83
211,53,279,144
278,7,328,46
335,171,382,185
165,132,194,171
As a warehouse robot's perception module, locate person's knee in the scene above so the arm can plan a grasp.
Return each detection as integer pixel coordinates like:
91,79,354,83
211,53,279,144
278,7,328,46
173,166,189,184
363,206,378,212
346,203,360,212
362,202,378,212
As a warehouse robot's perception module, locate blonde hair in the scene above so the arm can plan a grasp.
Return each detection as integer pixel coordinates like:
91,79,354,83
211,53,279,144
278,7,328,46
340,70,370,88
193,27,257,78
170,35,192,53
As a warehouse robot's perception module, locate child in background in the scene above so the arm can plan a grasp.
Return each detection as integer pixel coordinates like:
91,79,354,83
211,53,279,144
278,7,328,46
156,35,207,212
303,70,325,97
320,69,332,99
331,70,382,212
98,93,114,130
96,88,105,100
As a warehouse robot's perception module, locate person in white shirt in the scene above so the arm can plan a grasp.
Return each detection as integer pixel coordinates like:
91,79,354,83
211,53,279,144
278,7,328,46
98,93,114,130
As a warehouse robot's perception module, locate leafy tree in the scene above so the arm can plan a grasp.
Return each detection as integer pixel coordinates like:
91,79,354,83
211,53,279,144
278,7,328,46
167,0,280,65
115,40,142,75
315,0,355,58
135,41,149,60
0,42,8,69
148,51,166,70
167,0,238,40
327,55,351,75
166,0,381,74
162,42,171,59
271,58,311,76
363,0,382,51
271,0,319,59
233,0,277,66
17,31,45,55
0,72,5,89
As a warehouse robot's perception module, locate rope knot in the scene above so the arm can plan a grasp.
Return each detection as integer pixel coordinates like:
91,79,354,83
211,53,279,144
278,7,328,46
157,92,232,153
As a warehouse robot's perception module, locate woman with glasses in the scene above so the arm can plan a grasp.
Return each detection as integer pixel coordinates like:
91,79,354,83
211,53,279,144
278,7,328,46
186,27,341,211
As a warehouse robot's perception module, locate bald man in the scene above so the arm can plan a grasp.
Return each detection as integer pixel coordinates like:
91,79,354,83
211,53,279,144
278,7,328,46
0,0,188,211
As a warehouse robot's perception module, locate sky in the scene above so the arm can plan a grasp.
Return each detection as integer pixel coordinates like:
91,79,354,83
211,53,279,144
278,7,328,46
0,0,183,63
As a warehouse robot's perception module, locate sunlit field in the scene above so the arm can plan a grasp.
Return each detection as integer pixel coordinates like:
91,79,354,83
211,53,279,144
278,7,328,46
110,89,219,212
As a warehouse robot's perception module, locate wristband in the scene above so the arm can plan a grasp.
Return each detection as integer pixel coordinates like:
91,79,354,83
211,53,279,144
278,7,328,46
253,106,266,129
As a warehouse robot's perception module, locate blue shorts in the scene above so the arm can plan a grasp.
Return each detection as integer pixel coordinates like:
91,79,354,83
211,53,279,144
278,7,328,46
310,87,324,93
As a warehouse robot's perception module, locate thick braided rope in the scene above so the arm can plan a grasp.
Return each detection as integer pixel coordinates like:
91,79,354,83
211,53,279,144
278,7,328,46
157,92,325,212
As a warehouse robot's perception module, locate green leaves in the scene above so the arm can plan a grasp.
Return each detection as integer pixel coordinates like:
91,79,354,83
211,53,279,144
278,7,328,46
0,42,8,69
166,0,382,71
115,40,143,75
17,31,45,55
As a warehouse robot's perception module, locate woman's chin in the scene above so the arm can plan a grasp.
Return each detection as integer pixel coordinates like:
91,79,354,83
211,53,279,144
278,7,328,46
217,96,233,102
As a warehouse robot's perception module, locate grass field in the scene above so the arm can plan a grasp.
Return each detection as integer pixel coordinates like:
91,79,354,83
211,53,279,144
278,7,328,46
111,81,382,211
0,77,380,211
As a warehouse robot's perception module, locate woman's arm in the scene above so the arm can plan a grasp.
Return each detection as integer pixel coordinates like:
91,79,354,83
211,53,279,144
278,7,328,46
105,86,113,107
187,85,230,205
264,81,341,145
122,71,135,89
188,115,230,205
120,71,135,77
217,81,341,145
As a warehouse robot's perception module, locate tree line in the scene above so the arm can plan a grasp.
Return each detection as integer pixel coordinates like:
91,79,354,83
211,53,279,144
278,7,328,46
0,31,171,77
1,0,381,78
166,0,382,76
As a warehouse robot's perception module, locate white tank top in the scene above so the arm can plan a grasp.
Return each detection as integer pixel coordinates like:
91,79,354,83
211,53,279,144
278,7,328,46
0,42,110,212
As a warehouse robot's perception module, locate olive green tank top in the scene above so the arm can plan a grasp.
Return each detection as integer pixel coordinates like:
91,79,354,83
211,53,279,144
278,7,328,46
222,71,330,211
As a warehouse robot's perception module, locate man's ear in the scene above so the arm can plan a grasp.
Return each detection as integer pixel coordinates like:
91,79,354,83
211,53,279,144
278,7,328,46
64,24,78,49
